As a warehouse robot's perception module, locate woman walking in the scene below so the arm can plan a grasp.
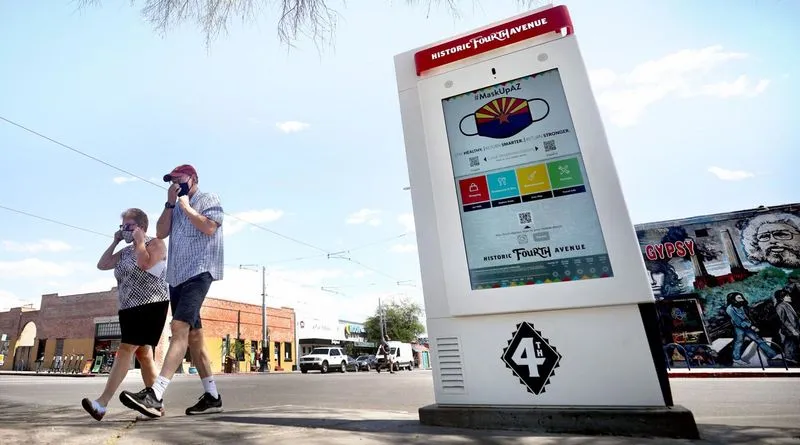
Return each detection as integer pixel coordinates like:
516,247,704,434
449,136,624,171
81,208,170,421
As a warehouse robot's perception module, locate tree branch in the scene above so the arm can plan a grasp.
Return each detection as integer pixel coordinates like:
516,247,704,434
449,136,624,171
74,0,549,49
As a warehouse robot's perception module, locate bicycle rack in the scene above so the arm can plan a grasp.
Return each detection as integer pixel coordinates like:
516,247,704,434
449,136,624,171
753,341,789,371
664,343,691,371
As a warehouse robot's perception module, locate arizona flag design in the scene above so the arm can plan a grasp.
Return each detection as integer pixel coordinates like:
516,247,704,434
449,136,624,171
475,97,533,139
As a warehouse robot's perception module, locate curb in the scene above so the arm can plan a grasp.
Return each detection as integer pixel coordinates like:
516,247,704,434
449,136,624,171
0,372,96,377
668,371,800,378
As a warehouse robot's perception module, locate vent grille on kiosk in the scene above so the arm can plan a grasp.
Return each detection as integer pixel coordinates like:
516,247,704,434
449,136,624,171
435,336,465,393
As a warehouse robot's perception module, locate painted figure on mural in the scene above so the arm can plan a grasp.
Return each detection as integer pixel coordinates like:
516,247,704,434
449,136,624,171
741,212,800,269
645,260,683,298
724,292,779,366
773,289,800,364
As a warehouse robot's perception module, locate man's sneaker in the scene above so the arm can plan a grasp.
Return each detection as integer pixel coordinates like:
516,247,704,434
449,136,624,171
185,392,223,415
119,387,163,418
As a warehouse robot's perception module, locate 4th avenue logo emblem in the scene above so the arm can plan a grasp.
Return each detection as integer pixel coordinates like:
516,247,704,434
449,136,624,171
501,321,562,395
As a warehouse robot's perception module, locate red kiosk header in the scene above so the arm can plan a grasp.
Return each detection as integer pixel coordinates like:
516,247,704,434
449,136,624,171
414,5,574,76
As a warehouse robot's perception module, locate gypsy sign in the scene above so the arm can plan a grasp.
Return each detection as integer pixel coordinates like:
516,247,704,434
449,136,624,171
644,239,696,261
459,97,550,139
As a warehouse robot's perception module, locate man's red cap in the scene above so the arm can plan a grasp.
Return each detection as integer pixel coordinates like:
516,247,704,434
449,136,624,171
163,164,198,182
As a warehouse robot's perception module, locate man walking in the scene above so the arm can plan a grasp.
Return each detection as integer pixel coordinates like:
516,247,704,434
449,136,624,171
119,164,225,418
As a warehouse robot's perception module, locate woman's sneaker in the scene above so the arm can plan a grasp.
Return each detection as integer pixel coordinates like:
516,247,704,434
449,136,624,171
81,398,106,421
185,392,223,415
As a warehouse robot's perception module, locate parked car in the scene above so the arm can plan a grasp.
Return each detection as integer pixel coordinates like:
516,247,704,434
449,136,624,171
298,347,349,373
344,355,359,372
355,354,376,371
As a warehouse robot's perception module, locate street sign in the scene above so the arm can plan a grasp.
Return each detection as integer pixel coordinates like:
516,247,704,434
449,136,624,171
501,321,562,395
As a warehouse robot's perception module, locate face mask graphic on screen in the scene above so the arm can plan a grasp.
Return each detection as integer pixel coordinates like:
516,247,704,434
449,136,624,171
459,97,550,139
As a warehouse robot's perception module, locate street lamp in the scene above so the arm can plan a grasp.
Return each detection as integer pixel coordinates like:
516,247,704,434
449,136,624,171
240,264,269,373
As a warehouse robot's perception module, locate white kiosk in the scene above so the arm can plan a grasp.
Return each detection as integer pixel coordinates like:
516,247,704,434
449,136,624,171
394,4,698,439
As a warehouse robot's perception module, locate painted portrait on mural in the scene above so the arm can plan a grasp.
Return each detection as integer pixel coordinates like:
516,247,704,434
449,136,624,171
636,204,800,368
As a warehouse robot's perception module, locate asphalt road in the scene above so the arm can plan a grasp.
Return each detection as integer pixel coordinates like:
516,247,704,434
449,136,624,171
0,370,798,444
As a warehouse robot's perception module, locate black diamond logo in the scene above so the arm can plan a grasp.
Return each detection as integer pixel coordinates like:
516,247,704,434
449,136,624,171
501,321,562,395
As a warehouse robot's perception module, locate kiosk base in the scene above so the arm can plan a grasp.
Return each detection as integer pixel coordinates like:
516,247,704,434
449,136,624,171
418,404,700,439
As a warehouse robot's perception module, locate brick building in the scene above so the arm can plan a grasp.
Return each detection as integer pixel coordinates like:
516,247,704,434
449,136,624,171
0,288,295,374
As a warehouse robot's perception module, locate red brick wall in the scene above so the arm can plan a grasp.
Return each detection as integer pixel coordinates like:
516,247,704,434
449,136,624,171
199,298,295,343
0,292,295,356
0,307,39,343
37,290,119,338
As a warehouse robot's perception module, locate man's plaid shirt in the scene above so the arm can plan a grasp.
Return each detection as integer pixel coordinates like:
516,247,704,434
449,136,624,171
166,190,224,286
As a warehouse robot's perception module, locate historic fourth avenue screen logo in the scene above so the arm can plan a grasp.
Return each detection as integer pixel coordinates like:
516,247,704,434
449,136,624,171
501,321,562,395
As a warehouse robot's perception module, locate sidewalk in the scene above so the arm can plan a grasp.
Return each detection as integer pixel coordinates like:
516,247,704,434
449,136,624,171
0,370,97,377
1,403,798,445
667,368,800,378
3,367,796,379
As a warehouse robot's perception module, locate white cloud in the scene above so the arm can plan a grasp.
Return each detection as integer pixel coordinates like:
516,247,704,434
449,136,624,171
389,243,417,254
113,176,139,184
2,239,72,253
397,213,416,233
0,289,35,312
589,45,770,127
352,270,373,279
276,121,310,133
346,209,382,226
588,68,617,90
689,75,771,99
226,209,285,235
708,166,755,181
60,277,118,295
0,259,92,279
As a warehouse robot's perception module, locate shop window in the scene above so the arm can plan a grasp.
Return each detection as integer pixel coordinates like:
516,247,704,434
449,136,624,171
96,322,121,338
55,338,65,356
274,342,280,361
284,342,292,361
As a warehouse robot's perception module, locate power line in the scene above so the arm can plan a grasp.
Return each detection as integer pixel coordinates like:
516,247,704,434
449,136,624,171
0,204,415,285
263,232,412,265
0,115,328,253
0,116,164,190
0,115,410,281
0,204,111,238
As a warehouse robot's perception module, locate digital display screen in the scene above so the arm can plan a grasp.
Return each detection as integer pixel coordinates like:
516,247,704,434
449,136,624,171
442,68,614,290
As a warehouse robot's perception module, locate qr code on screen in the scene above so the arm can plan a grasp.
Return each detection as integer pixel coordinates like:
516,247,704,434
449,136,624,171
518,211,533,226
544,139,556,152
469,156,480,167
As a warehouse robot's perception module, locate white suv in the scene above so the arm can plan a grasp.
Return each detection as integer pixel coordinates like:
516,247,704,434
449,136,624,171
299,347,348,373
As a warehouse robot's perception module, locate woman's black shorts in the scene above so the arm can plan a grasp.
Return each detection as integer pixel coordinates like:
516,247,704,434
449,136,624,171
119,301,170,348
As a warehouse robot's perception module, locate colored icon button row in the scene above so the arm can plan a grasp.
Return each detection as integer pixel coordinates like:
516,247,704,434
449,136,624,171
459,157,585,211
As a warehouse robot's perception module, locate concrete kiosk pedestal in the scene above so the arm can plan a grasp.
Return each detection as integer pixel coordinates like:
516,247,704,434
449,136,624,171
393,4,699,440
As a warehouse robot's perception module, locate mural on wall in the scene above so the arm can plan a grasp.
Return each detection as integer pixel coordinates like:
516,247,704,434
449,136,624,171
636,203,800,368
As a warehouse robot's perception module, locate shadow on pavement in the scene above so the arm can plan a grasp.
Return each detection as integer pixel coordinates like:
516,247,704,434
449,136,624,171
3,402,800,445
207,415,800,444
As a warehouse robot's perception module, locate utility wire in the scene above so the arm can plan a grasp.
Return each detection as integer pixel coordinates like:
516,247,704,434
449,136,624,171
0,116,164,190
0,204,112,238
263,232,412,266
1,115,330,254
1,115,412,281
0,203,413,273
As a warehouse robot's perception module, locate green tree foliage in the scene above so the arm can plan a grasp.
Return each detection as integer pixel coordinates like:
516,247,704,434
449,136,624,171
364,299,425,343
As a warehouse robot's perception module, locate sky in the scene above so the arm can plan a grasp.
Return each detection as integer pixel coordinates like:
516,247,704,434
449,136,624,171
1,0,798,323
